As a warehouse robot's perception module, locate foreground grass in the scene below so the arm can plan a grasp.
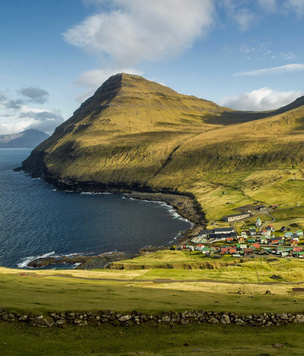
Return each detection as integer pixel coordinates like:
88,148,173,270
1,322,304,355
1,264,304,316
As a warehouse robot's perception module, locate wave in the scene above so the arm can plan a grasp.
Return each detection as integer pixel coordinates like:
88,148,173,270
80,191,112,196
17,251,56,268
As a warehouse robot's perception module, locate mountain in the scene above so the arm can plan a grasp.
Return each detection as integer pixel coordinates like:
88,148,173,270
22,74,304,223
0,129,49,148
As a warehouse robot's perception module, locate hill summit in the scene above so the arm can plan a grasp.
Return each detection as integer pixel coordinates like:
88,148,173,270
22,73,304,223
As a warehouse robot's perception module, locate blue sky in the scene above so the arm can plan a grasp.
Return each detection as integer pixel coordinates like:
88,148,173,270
0,0,304,134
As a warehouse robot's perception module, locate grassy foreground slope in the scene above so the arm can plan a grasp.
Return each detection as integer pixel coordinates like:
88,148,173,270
2,322,304,355
22,73,304,223
2,251,304,315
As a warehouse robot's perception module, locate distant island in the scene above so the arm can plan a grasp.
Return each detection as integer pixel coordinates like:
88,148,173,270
0,129,49,148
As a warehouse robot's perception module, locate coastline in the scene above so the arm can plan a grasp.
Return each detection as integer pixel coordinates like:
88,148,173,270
18,172,207,269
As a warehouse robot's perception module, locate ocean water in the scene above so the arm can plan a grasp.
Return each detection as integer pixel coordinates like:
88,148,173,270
0,148,191,268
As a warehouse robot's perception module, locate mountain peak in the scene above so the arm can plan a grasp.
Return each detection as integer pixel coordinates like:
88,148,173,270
73,73,177,117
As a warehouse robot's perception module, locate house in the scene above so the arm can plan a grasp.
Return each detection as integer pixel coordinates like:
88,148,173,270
243,248,254,254
257,205,266,211
226,237,234,243
252,243,260,248
256,218,262,227
266,225,275,232
213,228,235,235
195,244,205,251
295,230,303,238
293,247,302,252
229,248,237,254
249,228,256,236
291,238,299,246
284,232,293,239
260,236,267,244
248,238,256,243
261,229,271,238
237,235,245,243
222,213,251,222
198,229,213,238
269,238,279,245
209,232,237,240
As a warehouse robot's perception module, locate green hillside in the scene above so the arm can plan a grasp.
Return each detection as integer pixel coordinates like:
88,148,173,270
22,73,304,224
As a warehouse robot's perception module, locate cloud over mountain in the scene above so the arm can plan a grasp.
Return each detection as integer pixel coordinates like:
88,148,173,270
0,88,64,135
219,87,303,111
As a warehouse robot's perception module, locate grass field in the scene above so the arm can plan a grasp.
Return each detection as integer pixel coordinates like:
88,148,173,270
1,322,304,355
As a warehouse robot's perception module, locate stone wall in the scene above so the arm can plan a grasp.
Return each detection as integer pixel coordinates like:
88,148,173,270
1,308,304,328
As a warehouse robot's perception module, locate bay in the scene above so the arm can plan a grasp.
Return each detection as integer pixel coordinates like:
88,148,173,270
0,148,191,268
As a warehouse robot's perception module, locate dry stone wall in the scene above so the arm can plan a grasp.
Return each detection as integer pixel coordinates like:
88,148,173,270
1,308,304,328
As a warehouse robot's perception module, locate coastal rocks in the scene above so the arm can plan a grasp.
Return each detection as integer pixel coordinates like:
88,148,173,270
27,251,129,269
0,308,303,328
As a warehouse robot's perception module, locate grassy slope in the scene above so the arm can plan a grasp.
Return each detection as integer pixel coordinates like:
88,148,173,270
23,73,304,224
2,251,304,315
2,322,304,355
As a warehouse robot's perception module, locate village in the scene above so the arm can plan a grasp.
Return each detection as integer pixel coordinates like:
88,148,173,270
184,209,304,259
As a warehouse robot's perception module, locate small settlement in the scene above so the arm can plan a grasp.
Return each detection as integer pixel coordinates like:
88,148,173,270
186,219,304,258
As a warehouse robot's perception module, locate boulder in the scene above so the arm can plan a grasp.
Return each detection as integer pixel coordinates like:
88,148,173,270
118,315,132,322
295,315,304,323
220,314,231,324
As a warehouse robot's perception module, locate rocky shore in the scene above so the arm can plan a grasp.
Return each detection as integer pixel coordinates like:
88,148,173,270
1,307,304,328
28,252,130,269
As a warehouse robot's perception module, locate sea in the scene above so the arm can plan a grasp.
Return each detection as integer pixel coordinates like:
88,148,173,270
0,148,192,269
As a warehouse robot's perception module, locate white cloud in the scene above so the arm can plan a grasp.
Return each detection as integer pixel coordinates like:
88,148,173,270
64,0,214,66
219,87,303,111
64,0,214,91
234,63,304,76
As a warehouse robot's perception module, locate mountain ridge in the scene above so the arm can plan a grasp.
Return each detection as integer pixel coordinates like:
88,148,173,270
0,129,49,148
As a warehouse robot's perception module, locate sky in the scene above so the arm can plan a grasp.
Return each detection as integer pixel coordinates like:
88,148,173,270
0,0,304,134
